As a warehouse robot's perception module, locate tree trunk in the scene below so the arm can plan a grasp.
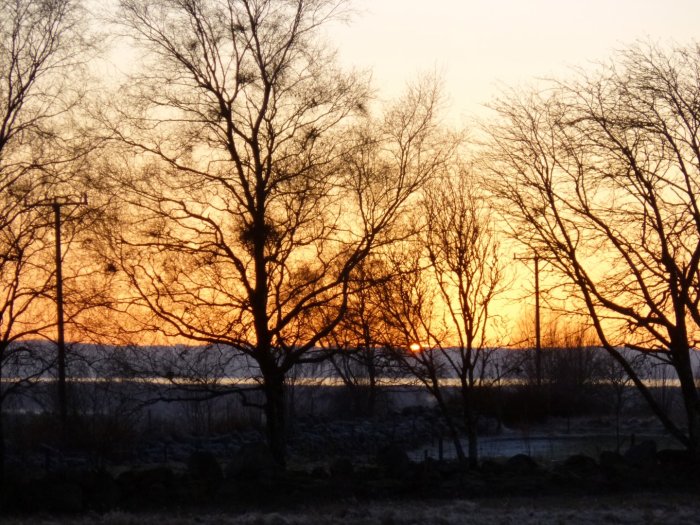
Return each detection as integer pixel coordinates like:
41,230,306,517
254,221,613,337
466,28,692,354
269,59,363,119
263,371,287,468
466,419,478,469
434,393,465,462
367,367,377,418
0,365,4,484
685,406,700,460
465,407,479,469
600,341,690,448
0,403,4,484
462,388,478,469
673,344,700,458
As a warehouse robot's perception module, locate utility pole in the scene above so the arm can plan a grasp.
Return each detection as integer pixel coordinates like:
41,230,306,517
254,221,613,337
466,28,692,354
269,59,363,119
36,195,87,434
514,252,552,388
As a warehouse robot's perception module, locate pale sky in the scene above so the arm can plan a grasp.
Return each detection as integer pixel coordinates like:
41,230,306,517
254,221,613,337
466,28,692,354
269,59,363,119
323,0,700,339
97,0,700,341
326,0,700,123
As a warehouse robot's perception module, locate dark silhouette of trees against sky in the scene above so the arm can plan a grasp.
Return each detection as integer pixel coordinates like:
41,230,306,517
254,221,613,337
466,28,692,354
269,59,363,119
485,43,700,456
364,170,507,469
422,170,506,468
373,249,469,461
106,0,448,466
0,0,97,476
319,259,399,418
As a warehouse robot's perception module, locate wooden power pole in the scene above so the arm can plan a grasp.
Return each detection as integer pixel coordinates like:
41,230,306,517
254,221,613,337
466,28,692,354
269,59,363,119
515,252,552,388
37,195,87,434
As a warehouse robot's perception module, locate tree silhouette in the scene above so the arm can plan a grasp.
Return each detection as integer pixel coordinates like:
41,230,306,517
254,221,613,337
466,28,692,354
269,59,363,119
486,43,700,455
0,0,93,476
422,169,505,467
107,0,447,466
371,170,506,468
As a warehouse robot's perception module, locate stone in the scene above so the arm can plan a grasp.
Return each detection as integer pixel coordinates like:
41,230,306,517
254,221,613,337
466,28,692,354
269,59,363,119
599,450,626,469
505,454,538,474
187,450,223,484
563,454,598,471
656,448,690,466
624,440,657,467
22,479,84,513
81,470,121,512
226,442,277,481
329,457,354,478
311,466,329,478
376,443,411,478
118,466,175,489
117,466,176,506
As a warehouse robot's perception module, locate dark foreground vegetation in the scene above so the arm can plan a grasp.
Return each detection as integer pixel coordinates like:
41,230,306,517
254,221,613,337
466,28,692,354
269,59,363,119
2,439,698,516
1,381,695,517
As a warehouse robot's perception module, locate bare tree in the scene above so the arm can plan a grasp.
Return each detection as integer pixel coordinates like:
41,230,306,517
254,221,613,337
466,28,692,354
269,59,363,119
320,259,398,417
106,0,447,466
369,178,507,469
0,0,94,476
373,249,469,461
485,43,700,455
421,169,506,467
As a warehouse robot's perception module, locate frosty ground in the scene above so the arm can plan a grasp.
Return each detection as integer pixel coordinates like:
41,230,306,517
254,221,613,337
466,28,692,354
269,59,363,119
4,493,700,524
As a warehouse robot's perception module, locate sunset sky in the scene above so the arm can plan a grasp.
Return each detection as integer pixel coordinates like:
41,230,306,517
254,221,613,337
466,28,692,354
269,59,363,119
319,0,700,340
94,0,700,344
326,0,700,122
103,1,700,121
